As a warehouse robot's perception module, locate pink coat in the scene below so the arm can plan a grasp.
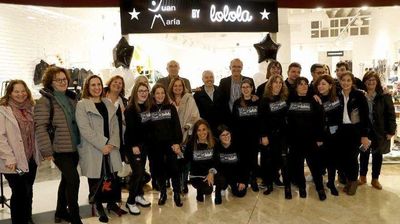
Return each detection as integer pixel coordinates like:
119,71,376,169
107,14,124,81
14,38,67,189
0,105,41,174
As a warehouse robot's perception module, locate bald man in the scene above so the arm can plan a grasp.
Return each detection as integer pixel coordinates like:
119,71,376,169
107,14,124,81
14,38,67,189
157,60,192,92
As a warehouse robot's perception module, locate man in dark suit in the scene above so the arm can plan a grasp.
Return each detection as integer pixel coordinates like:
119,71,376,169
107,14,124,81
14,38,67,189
193,70,225,134
219,58,256,108
157,60,192,92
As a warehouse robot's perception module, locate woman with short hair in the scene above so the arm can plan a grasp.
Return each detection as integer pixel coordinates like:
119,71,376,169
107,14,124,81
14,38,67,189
34,66,82,224
359,71,396,190
337,72,370,195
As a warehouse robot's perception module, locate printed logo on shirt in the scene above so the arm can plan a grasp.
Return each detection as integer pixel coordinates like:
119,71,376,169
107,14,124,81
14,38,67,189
220,153,238,163
323,100,340,112
140,112,151,123
151,109,171,121
269,101,287,112
238,106,258,117
288,102,311,112
193,149,214,161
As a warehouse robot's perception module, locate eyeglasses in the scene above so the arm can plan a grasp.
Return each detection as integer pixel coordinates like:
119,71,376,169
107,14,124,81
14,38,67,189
220,133,230,138
53,78,68,83
138,90,149,94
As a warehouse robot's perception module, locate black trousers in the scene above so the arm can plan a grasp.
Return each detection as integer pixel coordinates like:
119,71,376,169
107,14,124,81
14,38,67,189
359,149,383,179
191,177,214,195
261,135,290,188
238,139,259,183
53,152,81,224
214,174,247,197
288,140,324,191
4,158,37,224
151,143,181,194
125,149,146,204
322,133,340,184
337,125,360,182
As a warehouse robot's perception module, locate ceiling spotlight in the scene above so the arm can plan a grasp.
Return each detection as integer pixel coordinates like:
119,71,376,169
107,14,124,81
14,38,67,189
315,7,323,12
361,6,369,11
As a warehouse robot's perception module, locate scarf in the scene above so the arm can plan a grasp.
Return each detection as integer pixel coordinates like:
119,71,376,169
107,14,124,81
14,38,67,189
8,98,35,160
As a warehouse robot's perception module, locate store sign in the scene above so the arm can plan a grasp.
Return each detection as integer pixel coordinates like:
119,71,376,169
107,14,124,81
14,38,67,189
120,0,278,34
327,51,344,57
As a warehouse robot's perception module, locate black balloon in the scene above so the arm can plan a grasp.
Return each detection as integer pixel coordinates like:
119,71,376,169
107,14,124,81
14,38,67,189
113,37,134,68
253,33,281,63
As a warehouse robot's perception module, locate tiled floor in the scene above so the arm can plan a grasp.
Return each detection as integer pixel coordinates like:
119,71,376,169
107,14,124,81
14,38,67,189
0,163,399,224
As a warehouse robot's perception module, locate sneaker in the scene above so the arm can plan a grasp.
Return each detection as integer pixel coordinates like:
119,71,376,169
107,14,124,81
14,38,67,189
135,195,151,207
125,203,140,215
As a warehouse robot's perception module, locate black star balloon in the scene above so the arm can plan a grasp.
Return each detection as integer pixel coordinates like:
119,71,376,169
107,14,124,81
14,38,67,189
113,37,134,68
253,33,281,63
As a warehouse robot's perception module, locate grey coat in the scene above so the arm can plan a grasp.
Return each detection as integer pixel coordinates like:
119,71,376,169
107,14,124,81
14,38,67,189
75,98,121,178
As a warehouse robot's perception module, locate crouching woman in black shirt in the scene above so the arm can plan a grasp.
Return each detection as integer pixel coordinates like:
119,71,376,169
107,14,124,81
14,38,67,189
214,125,247,205
185,119,218,202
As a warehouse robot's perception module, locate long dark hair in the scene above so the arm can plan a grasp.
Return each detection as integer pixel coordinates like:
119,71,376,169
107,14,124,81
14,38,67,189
190,119,215,151
266,60,282,79
81,75,103,99
314,75,337,102
151,83,170,106
264,74,288,100
127,82,151,112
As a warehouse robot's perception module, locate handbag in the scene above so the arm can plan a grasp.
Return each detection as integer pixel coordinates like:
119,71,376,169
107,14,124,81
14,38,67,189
89,155,121,204
46,96,56,144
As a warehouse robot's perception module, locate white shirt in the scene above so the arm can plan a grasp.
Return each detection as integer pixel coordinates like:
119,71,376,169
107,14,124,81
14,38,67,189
342,91,352,124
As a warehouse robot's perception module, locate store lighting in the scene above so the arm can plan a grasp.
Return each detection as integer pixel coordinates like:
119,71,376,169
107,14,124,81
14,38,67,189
361,6,369,11
315,7,323,12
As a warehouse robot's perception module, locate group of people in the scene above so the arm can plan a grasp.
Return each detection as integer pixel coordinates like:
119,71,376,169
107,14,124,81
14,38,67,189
0,58,396,224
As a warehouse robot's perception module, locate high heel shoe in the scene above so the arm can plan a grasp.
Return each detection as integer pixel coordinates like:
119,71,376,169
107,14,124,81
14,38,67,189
174,193,183,207
96,203,109,223
107,203,127,216
158,191,167,205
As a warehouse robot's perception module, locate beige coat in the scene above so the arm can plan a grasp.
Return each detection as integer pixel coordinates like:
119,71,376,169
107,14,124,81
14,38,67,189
0,106,41,174
177,93,200,142
75,98,121,178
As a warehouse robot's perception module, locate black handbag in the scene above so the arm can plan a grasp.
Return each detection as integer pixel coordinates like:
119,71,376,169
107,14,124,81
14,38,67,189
89,155,121,204
47,96,56,144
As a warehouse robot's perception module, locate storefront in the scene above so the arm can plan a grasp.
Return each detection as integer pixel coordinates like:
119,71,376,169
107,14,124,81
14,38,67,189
1,0,400,159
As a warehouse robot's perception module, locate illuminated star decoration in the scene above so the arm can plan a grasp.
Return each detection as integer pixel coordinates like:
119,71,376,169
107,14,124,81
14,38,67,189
129,8,140,20
253,33,281,63
260,9,270,20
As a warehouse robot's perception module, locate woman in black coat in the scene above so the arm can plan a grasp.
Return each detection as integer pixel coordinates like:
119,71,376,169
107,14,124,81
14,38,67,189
258,74,291,199
314,75,341,196
286,77,326,201
359,71,396,190
232,79,260,192
337,72,370,196
149,83,183,206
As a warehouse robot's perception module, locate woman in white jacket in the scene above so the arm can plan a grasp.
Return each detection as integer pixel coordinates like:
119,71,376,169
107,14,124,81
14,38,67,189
75,75,122,223
0,80,41,224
